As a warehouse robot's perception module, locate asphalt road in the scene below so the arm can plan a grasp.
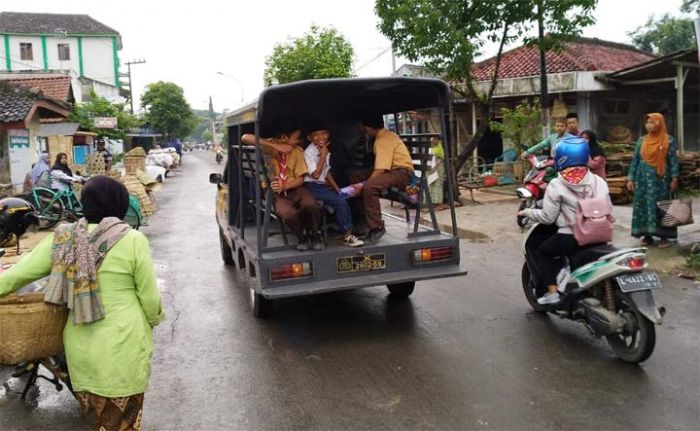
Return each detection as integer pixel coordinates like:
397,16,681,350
1,150,699,430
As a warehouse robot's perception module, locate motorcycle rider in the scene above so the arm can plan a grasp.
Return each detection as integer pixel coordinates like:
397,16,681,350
517,137,611,305
520,117,570,160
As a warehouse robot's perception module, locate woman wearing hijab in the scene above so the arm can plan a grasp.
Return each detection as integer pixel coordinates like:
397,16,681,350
50,152,83,192
28,153,51,189
626,113,680,248
581,130,606,179
0,176,164,430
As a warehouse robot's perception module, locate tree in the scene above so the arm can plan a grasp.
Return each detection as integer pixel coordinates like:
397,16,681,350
67,90,138,140
490,100,543,153
682,0,699,15
629,14,697,56
140,81,197,139
264,25,355,86
375,0,597,172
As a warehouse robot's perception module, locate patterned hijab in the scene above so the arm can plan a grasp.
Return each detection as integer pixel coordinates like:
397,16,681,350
44,177,131,324
641,113,670,177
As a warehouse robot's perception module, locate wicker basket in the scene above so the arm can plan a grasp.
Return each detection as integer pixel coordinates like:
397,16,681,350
0,292,67,365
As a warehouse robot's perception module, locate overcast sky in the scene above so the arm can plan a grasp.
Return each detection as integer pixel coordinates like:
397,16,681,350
5,0,688,112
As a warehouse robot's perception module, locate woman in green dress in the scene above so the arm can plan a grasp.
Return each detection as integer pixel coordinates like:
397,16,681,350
0,176,164,431
626,113,680,248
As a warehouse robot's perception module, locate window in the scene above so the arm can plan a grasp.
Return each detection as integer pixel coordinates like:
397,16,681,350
19,43,33,61
57,44,70,61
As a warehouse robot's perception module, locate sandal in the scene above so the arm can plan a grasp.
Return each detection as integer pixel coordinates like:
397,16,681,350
658,239,671,248
640,236,653,246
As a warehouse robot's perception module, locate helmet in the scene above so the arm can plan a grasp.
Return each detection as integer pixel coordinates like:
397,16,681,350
0,197,37,244
555,136,589,171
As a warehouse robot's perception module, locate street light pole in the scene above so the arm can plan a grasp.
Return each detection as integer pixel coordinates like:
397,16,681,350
216,71,244,103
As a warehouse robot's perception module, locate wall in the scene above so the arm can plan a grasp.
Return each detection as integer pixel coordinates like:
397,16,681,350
5,35,44,70
45,36,80,76
81,37,117,87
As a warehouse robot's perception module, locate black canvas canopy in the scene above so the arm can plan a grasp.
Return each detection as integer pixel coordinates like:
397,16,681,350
226,77,450,135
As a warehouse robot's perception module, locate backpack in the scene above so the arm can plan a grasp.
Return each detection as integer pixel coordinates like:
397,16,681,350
569,179,614,246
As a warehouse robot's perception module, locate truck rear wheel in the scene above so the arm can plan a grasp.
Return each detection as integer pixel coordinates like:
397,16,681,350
387,282,415,298
249,287,270,318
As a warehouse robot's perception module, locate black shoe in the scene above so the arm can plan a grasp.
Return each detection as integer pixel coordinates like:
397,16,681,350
367,225,386,243
296,237,310,251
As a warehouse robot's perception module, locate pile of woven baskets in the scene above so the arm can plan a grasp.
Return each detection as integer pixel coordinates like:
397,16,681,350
0,292,66,365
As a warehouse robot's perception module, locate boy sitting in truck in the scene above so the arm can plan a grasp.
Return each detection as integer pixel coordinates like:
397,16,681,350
349,115,415,243
303,126,364,248
241,128,322,251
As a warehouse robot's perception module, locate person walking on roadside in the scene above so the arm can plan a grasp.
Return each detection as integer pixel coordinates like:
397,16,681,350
581,130,607,179
626,113,680,248
0,176,165,431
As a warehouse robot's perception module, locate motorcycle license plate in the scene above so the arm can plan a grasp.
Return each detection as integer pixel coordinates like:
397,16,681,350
615,272,663,293
337,254,386,273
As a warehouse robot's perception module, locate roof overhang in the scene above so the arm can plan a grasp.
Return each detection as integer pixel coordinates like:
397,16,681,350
468,71,614,100
603,49,699,86
25,99,71,124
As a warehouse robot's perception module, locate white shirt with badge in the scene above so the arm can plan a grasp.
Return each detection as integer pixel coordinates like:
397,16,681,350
304,143,332,184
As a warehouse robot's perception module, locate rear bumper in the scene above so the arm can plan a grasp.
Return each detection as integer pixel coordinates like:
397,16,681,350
258,263,467,299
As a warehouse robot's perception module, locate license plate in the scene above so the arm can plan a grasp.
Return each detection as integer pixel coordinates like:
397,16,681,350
337,254,386,273
616,272,663,293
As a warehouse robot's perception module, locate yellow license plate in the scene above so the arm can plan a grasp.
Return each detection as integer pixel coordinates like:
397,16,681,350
337,254,386,273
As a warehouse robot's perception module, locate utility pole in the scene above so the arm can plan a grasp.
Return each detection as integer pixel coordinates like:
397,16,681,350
125,58,146,114
537,2,550,139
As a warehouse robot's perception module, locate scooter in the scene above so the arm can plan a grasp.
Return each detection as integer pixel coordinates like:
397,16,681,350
522,223,664,363
516,154,554,228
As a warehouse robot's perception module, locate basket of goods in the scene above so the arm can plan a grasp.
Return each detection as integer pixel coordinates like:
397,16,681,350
0,292,67,365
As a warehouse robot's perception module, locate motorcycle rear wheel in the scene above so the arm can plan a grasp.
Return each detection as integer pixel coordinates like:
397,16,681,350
521,262,547,313
606,308,656,363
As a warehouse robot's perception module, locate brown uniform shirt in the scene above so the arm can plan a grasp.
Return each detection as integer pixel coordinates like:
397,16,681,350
263,146,308,181
373,128,414,173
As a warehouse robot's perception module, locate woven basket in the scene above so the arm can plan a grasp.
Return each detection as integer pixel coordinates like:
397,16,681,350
0,292,67,365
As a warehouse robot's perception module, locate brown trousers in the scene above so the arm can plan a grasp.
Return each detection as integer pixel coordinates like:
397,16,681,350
350,168,411,230
274,186,320,238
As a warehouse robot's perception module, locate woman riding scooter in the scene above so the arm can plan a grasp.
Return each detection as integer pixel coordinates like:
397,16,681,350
518,136,610,305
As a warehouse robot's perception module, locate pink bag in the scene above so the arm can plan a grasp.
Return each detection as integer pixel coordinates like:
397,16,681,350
572,196,614,246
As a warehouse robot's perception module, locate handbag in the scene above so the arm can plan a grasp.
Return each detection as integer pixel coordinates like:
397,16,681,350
657,195,694,227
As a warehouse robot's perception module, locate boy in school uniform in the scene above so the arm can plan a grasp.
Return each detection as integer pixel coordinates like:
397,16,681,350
303,126,364,248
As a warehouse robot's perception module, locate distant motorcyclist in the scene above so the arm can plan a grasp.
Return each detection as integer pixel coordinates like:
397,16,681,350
517,136,610,305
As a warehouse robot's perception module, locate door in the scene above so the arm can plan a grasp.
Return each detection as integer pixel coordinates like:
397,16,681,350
8,130,32,190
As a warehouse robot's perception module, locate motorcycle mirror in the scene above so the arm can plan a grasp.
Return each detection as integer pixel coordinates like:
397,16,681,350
0,248,5,258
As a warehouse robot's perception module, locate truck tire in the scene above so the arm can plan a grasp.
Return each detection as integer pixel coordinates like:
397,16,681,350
219,228,234,265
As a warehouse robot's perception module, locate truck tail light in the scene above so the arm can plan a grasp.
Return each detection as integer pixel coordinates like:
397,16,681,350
270,262,312,281
413,246,453,263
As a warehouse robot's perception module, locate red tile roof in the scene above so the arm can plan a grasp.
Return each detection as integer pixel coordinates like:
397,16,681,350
5,76,73,102
472,37,655,81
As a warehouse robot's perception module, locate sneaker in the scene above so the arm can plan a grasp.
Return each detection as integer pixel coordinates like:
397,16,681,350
367,225,386,243
311,237,324,251
296,239,310,252
537,292,560,305
344,234,364,247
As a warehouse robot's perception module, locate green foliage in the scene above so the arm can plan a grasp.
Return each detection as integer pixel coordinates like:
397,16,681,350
629,14,697,55
375,0,597,85
374,0,597,171
67,90,138,140
264,25,355,86
140,81,197,139
686,253,700,270
490,100,543,152
681,0,699,14
201,129,213,143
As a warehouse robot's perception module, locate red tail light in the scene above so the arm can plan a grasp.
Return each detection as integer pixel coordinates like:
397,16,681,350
413,246,453,263
622,256,645,269
270,262,312,281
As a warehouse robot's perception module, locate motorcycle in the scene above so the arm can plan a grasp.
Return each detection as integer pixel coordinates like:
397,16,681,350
215,151,223,165
522,223,664,363
516,154,554,228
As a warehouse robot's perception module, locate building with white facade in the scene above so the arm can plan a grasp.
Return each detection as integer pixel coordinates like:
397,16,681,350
0,12,125,102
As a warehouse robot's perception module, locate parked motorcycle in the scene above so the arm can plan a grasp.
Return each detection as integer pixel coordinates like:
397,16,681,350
516,154,554,228
522,223,664,363
0,197,38,254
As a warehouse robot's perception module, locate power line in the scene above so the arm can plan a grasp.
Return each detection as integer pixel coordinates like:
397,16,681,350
353,46,392,73
124,58,146,114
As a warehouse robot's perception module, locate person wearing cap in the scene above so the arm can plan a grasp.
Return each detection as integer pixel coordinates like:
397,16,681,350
0,176,164,430
518,136,610,305
350,116,414,243
95,139,113,171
